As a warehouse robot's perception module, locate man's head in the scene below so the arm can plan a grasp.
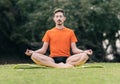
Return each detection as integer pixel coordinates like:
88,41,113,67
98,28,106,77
53,8,66,26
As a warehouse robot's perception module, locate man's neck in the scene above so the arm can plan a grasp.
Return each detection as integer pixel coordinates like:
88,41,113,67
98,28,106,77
55,25,65,29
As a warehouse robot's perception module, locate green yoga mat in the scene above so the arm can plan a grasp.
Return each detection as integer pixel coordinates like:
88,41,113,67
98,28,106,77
14,64,49,69
14,64,104,69
81,65,104,68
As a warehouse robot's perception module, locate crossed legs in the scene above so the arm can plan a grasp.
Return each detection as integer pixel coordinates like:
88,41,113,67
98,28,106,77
31,52,89,68
66,53,89,66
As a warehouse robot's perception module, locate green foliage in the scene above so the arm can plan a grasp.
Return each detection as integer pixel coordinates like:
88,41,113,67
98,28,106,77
0,0,120,63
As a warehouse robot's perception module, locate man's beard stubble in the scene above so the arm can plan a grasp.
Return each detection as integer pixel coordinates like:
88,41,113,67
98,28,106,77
57,20,62,25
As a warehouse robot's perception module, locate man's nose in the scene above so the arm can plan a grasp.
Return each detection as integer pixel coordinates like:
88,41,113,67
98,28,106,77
57,16,61,19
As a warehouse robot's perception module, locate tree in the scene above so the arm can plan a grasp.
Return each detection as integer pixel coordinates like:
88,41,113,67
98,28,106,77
0,0,120,63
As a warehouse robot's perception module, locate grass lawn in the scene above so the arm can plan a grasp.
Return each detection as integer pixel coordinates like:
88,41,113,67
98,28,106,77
0,63,119,84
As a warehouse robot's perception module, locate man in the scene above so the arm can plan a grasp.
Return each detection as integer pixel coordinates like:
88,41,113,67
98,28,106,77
25,8,93,68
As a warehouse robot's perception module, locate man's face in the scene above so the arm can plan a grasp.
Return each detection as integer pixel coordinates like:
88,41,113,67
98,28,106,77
53,12,66,25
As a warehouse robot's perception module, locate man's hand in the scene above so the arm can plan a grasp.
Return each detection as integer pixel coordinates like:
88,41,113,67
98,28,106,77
84,49,93,56
25,49,34,56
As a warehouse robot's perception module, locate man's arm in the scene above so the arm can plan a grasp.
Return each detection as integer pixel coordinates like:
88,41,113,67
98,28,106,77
71,42,84,54
35,42,49,54
25,42,49,56
71,42,93,55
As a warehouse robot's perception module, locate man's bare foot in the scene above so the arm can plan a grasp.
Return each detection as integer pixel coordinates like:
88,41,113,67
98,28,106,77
57,63,74,68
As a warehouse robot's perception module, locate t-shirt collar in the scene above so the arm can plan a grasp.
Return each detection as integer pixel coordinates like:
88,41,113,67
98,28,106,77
54,27,66,30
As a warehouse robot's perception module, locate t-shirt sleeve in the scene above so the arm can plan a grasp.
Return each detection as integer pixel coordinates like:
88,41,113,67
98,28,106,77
42,31,50,42
71,30,78,42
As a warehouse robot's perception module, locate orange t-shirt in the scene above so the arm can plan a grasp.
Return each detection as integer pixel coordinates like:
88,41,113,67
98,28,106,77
42,27,77,57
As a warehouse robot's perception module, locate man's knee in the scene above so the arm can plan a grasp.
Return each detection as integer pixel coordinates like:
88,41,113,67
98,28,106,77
31,53,41,60
81,53,89,60
73,53,89,66
31,53,51,62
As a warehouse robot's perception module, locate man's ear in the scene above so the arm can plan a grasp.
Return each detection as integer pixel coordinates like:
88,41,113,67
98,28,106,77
64,17,66,21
